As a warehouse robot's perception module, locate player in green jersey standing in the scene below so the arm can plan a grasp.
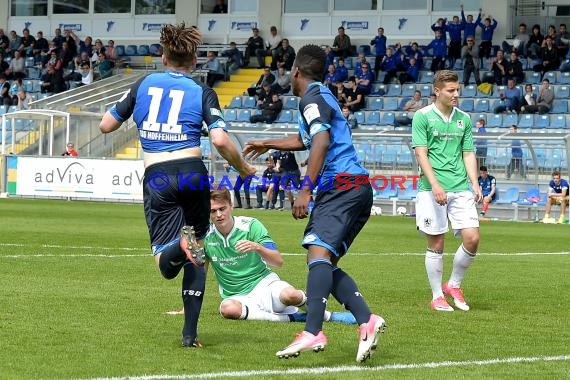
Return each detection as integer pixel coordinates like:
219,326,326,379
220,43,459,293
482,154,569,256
198,187,356,324
412,70,483,312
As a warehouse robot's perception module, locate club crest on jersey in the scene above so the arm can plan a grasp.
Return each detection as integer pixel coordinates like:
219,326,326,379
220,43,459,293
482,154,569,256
457,120,464,129
303,103,320,125
424,218,432,227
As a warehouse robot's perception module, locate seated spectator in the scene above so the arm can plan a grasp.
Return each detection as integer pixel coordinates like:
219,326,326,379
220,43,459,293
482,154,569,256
462,36,481,86
5,50,26,80
92,39,106,62
478,166,496,217
18,28,35,57
341,105,358,129
557,23,569,59
344,76,365,112
355,62,374,94
201,51,225,88
332,26,352,58
62,142,78,156
398,56,420,84
0,29,9,54
33,31,50,62
502,23,530,57
0,53,9,75
70,31,93,57
532,35,559,79
493,78,521,113
542,170,569,224
245,28,264,68
45,49,63,71
0,74,12,106
333,80,347,105
250,93,283,124
520,78,553,114
41,64,66,93
247,66,275,96
95,52,113,79
353,54,368,77
105,39,119,66
258,26,281,66
9,77,24,101
335,57,348,82
323,45,335,70
489,49,510,85
255,82,274,107
560,44,570,72
16,88,33,110
323,63,338,89
271,38,295,71
520,83,537,109
405,42,424,71
270,66,291,95
505,51,524,84
60,42,75,69
527,24,544,59
221,41,244,75
394,90,424,128
7,30,21,58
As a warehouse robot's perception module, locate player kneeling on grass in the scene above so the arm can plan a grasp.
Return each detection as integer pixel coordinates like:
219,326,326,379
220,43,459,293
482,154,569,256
542,170,569,224
181,187,356,324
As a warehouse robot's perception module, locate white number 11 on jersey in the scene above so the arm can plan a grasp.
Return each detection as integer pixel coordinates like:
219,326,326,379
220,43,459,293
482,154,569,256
142,87,184,134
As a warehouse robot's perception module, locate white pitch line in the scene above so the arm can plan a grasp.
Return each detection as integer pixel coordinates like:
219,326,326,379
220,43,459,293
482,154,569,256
87,354,570,380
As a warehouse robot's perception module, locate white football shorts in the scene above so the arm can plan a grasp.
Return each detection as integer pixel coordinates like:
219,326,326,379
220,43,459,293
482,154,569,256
416,190,479,236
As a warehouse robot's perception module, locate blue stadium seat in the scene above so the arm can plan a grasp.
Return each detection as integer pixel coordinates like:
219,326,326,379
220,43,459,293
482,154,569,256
462,84,477,97
374,186,398,200
502,113,518,127
386,84,402,97
283,96,298,110
554,85,570,99
401,84,416,97
459,99,474,112
242,96,256,109
276,110,293,123
494,187,520,205
115,45,125,56
365,111,380,125
474,99,490,112
487,114,503,128
383,97,398,111
518,114,535,129
344,57,353,69
471,113,487,125
517,188,541,205
558,72,570,84
137,45,150,56
224,109,237,122
237,109,252,122
552,100,568,114
379,111,395,126
418,84,431,97
524,71,541,84
227,96,242,108
398,184,418,200
535,115,550,129
358,45,371,55
418,71,434,84
367,97,383,110
125,45,138,56
398,150,413,166
542,71,557,83
354,111,366,125
24,56,35,68
149,43,161,56
371,83,387,95
550,115,566,129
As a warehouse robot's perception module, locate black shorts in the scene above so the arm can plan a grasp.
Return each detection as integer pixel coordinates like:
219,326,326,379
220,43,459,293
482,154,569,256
448,40,462,59
302,176,373,256
143,157,210,253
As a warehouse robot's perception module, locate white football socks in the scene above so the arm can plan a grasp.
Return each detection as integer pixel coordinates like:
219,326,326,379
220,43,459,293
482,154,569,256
425,249,444,300
448,244,476,288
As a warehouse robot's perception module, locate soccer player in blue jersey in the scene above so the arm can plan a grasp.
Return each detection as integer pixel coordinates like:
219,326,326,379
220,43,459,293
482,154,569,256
543,170,569,224
99,23,255,348
478,166,496,217
244,44,385,363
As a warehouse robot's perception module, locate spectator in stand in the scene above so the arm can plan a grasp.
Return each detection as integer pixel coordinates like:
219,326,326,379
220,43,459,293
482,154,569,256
323,64,338,90
502,23,529,57
7,30,22,58
333,80,347,106
398,56,420,84
259,26,281,66
335,57,348,82
446,15,464,69
489,49,510,85
105,40,119,68
41,41,57,67
202,51,225,88
33,31,49,62
532,35,559,80
95,52,113,79
45,49,63,72
5,50,26,80
9,77,24,103
426,29,447,72
0,74,11,106
342,104,358,129
323,45,335,71
60,42,75,70
79,60,94,87
431,18,448,40
255,82,274,107
474,118,487,168
18,28,35,57
546,24,557,41
527,24,544,60
272,39,295,71
405,42,424,70
477,166,496,217
245,28,264,68
506,125,525,180
92,39,106,61
380,47,397,84
353,53,368,77
355,62,374,95
247,66,275,96
556,23,569,59
520,78,553,114
212,0,227,13
63,30,77,56
520,83,537,109
332,26,352,59
493,78,521,114
559,46,570,72
0,29,9,53
62,142,78,156
41,64,65,93
542,170,569,224
221,41,244,75
250,93,283,124
52,28,65,48
0,53,9,76
478,14,498,60
370,27,387,78
16,88,33,110
462,36,481,86
344,76,365,112
271,66,291,95
461,4,482,45
394,90,423,128
505,51,524,84
70,31,93,57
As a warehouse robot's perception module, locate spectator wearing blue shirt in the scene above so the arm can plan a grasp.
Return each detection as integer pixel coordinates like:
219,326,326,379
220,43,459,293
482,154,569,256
507,125,525,180
431,18,448,41
324,46,335,72
446,15,465,69
543,170,569,224
478,15,498,59
398,56,420,84
405,42,424,70
493,78,521,113
353,53,368,77
355,62,374,94
426,30,447,72
558,45,570,72
335,57,348,82
370,27,387,78
380,47,397,84
461,5,482,45
323,64,339,90
478,166,496,217
474,118,487,168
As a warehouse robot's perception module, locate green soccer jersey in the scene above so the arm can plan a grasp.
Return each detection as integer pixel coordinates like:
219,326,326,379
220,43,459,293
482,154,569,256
204,216,275,299
412,104,474,192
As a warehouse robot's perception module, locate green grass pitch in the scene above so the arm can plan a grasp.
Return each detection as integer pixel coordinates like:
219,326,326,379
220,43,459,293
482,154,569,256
0,198,569,379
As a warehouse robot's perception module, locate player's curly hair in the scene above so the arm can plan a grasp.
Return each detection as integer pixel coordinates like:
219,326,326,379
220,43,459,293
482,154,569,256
160,23,202,69
294,44,326,82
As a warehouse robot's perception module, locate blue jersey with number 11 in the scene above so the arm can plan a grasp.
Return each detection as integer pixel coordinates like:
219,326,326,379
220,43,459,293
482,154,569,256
110,70,227,153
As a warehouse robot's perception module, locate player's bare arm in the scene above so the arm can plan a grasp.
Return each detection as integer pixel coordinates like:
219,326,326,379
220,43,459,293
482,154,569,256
415,146,447,205
234,240,284,267
293,131,328,220
463,151,483,202
99,112,123,133
243,134,305,160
